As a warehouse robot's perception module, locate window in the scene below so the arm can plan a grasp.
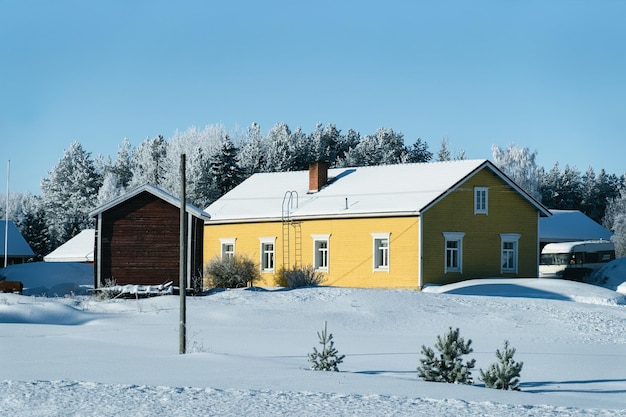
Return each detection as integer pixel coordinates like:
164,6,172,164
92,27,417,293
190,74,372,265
311,234,330,271
371,233,390,271
474,187,488,214
220,238,236,259
443,232,465,273
259,237,276,272
500,233,520,273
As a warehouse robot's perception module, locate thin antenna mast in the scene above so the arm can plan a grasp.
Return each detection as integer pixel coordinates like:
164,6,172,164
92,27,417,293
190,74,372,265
4,160,9,268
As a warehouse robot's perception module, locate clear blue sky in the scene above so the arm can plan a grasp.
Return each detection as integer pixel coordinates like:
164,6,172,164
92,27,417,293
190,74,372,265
1,0,625,194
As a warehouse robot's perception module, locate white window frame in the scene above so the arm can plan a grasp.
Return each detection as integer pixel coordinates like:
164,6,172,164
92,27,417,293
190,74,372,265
371,232,390,272
443,232,465,273
259,237,276,272
500,233,521,274
474,187,488,215
311,234,330,272
219,238,236,260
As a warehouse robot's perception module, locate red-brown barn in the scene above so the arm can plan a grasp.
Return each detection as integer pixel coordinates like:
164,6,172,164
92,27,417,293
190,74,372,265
89,185,211,290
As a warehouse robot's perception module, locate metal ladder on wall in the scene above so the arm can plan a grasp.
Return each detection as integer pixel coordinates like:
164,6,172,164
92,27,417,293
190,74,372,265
282,191,302,270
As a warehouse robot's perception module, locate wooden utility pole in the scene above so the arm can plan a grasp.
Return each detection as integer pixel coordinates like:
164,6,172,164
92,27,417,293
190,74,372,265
179,154,188,354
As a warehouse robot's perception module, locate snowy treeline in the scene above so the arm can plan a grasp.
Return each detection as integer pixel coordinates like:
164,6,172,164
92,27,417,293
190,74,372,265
1,123,430,258
0,124,625,260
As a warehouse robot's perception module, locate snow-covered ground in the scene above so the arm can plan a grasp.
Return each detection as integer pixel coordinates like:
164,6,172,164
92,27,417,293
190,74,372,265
1,261,626,416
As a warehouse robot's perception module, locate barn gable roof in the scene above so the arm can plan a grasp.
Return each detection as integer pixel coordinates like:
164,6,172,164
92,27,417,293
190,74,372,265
205,159,550,223
89,184,211,220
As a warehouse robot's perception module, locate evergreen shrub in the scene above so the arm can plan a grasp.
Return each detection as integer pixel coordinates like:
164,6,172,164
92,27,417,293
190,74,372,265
417,327,476,384
308,321,345,372
479,340,524,391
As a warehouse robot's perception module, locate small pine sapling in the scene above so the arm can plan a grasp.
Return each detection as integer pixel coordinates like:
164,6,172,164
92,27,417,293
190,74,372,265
417,327,476,384
479,340,524,391
308,321,345,372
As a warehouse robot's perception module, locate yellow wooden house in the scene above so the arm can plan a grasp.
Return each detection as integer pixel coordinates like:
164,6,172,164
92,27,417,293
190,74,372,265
203,160,551,289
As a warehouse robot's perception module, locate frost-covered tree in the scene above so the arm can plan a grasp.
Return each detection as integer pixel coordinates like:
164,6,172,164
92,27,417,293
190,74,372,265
323,124,343,166
238,122,267,175
208,135,243,198
290,126,313,170
264,122,296,172
308,321,345,372
308,122,327,164
580,168,625,224
96,171,124,205
603,189,626,258
417,327,476,384
18,194,51,260
580,166,598,220
335,129,361,167
309,123,341,166
491,144,542,201
189,149,216,208
113,138,134,189
559,165,582,207
129,135,169,188
540,163,582,210
40,142,102,246
539,163,624,221
436,138,452,161
539,163,561,208
343,127,406,166
479,340,524,391
406,138,433,163
166,125,225,206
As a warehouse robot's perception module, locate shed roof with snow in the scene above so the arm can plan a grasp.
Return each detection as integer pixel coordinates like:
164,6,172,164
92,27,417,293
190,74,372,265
44,229,95,263
90,184,211,221
540,209,613,244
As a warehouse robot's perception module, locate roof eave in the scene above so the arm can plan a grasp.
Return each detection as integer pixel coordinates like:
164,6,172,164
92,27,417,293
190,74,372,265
205,210,420,225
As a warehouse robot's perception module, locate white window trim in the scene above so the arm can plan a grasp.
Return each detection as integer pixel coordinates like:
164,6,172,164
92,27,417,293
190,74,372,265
259,236,276,272
443,232,465,273
474,186,488,215
219,238,236,260
371,232,390,272
311,234,330,272
500,233,521,274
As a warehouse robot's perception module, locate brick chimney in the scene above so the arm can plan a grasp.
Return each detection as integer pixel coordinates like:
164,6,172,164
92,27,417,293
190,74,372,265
309,161,328,193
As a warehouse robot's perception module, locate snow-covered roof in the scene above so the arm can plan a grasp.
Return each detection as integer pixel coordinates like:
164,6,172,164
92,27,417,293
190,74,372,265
205,159,551,222
540,209,613,243
44,229,95,263
0,220,35,257
89,184,211,220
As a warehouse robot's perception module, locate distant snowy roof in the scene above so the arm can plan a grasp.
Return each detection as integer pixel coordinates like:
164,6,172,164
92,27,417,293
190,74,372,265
0,220,35,257
44,229,95,263
540,209,613,243
205,159,550,222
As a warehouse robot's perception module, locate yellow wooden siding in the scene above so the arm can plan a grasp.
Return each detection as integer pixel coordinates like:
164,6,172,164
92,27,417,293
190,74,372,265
204,217,420,289
421,169,538,286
